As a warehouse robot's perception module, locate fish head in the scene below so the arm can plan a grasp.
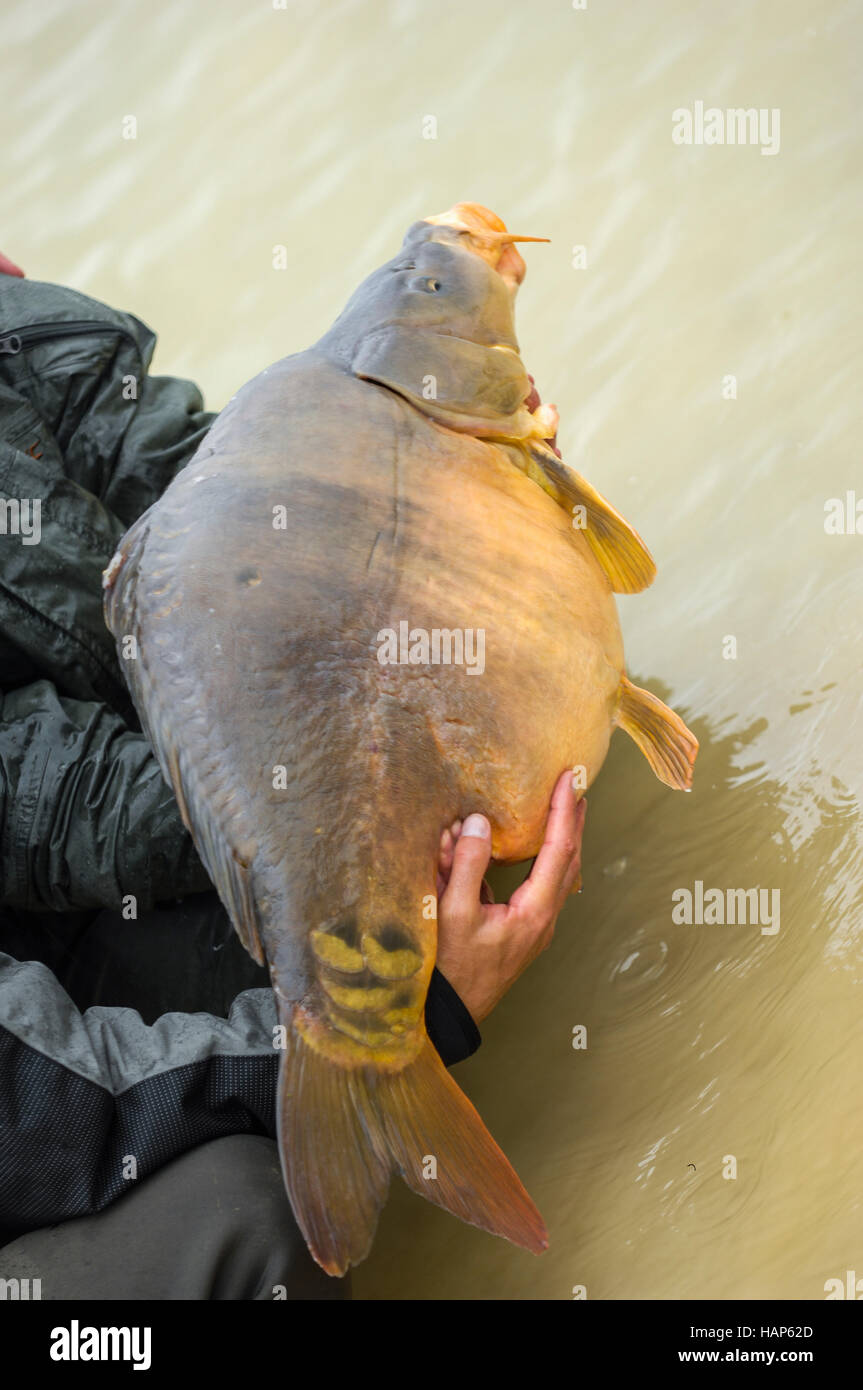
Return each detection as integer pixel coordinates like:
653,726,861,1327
321,216,523,352
317,204,555,442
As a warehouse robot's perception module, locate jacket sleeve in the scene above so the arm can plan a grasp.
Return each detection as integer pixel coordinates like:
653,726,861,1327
0,681,211,913
0,275,217,529
103,366,216,528
0,953,477,1243
0,952,279,1244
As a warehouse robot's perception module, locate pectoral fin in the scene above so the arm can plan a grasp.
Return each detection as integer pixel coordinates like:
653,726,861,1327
526,445,657,594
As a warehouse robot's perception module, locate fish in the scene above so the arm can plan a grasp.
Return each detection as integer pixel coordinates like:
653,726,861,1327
103,202,698,1275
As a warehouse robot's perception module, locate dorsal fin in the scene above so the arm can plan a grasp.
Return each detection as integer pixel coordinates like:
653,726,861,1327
104,514,266,967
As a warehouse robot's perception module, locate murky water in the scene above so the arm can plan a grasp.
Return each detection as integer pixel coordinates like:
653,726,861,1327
5,0,861,1299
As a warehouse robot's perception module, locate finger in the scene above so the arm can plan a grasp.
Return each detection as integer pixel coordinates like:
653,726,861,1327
437,826,455,880
510,774,585,919
0,252,25,278
441,813,492,925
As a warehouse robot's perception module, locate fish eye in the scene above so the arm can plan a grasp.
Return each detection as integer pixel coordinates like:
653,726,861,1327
409,275,441,293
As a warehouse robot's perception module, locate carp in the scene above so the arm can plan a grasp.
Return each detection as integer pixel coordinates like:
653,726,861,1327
104,203,697,1274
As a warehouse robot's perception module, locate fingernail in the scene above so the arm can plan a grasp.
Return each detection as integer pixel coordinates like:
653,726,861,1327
461,813,490,839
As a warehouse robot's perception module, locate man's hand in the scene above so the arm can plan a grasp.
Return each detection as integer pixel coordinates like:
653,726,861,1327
435,770,586,1023
0,253,25,278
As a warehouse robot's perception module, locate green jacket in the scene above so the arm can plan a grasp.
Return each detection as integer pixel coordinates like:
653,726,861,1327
0,275,481,1249
0,274,213,911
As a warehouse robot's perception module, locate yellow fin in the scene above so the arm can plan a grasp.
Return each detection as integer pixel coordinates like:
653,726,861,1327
616,676,698,789
277,1004,548,1276
526,446,657,594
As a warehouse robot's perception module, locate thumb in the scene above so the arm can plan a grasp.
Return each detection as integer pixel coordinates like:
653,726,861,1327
442,813,492,921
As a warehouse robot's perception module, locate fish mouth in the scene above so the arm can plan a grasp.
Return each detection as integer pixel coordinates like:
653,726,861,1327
424,203,561,455
422,202,549,292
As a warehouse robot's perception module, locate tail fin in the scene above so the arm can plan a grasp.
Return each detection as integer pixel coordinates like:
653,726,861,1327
616,675,698,790
277,1008,548,1276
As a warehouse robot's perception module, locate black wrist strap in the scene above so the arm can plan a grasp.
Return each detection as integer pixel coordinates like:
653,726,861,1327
424,966,482,1066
